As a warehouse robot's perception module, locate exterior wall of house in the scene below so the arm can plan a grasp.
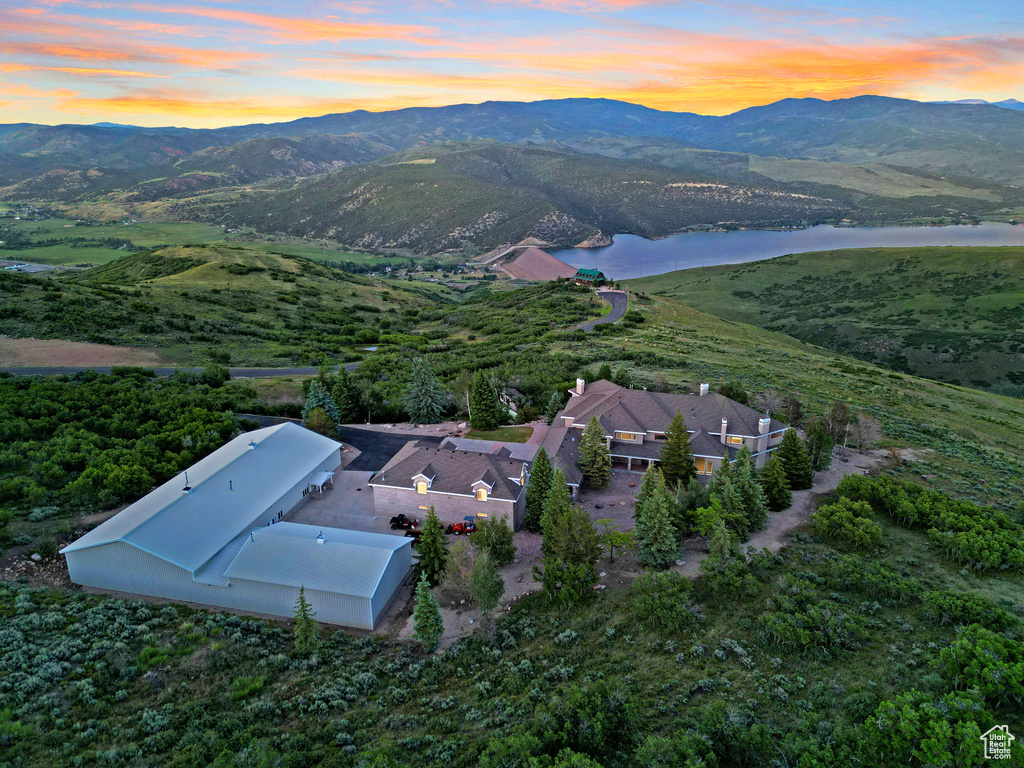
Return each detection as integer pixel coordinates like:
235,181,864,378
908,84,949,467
63,540,401,629
373,485,523,529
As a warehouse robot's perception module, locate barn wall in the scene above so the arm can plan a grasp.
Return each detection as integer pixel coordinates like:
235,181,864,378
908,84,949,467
370,544,413,624
372,485,519,529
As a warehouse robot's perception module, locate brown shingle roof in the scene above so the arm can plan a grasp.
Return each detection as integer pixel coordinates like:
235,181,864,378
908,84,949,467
539,426,583,486
373,440,527,501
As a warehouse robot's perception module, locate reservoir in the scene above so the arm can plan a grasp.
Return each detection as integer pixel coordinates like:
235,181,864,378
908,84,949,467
553,222,1024,280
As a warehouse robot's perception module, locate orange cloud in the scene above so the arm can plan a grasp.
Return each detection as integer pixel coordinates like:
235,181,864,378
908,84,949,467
137,4,438,43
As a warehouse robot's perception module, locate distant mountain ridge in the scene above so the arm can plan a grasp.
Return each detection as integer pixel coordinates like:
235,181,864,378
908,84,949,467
933,98,1024,111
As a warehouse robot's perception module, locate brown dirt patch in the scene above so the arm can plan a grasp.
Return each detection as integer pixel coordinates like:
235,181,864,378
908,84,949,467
0,337,171,367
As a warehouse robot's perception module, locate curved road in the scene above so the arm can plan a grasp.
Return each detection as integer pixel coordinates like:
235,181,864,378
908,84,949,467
577,290,628,332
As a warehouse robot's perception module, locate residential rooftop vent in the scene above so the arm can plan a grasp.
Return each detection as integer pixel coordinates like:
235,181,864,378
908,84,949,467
248,441,257,451
182,471,192,494
316,531,325,545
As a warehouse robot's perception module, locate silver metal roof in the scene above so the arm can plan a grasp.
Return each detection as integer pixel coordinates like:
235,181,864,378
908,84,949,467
224,522,411,597
61,423,341,573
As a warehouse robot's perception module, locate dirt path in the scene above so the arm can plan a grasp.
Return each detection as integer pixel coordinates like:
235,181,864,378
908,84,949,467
676,449,887,576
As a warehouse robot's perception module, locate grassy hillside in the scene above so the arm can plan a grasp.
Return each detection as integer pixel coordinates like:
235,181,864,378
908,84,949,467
0,244,451,365
187,142,843,253
626,247,1024,396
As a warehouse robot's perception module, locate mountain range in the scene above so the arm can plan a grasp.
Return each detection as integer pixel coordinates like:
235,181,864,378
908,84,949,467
2,95,1023,252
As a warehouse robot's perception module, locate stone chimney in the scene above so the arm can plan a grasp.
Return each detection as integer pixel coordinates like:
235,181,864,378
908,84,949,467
576,378,586,395
759,417,771,435
699,383,709,396
720,417,728,444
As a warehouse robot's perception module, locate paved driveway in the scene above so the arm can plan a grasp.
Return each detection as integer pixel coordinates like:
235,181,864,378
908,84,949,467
337,426,442,472
576,290,628,332
285,469,400,534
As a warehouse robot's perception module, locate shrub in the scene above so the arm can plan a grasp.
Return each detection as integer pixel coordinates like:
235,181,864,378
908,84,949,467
630,571,699,634
812,498,884,550
935,625,1024,705
922,590,1019,630
33,537,58,561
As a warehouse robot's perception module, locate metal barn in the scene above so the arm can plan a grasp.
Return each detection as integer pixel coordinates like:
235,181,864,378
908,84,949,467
61,422,412,629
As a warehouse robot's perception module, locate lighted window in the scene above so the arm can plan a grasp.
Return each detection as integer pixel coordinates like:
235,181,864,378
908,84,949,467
418,505,429,510
417,481,428,494
727,436,743,445
476,489,488,502
614,432,636,441
694,458,714,475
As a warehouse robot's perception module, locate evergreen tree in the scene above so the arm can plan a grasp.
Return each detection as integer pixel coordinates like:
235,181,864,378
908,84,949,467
331,369,361,423
303,407,336,439
523,447,553,532
474,515,516,564
708,457,734,497
417,507,447,586
778,429,814,490
659,411,696,489
534,501,600,604
578,416,611,489
760,453,792,511
672,477,711,536
636,462,662,511
784,394,804,427
544,392,564,425
596,363,613,381
541,470,573,550
469,371,502,431
698,519,758,597
403,358,446,424
292,586,321,653
634,472,679,569
718,381,749,405
612,365,632,387
412,573,444,651
732,446,769,533
805,420,835,472
302,380,340,433
716,475,750,540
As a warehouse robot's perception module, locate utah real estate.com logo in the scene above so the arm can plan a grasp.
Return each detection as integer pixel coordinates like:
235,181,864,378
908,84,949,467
980,725,1015,761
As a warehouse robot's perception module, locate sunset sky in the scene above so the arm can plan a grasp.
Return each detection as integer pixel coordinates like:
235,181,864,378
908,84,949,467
0,0,1021,128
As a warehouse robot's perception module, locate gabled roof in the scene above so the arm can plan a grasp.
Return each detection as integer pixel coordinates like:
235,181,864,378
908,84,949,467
224,523,411,597
574,268,604,278
562,380,787,437
539,426,583,486
372,440,528,501
61,423,341,573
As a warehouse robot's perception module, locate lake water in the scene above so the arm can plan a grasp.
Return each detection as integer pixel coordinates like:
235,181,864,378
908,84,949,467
553,222,1024,279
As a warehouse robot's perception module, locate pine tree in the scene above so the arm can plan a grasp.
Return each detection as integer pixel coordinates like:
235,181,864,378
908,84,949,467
708,456,734,498
412,573,444,651
292,586,321,653
302,380,340,433
523,447,553,532
596,363,613,381
778,429,814,490
331,369,361,423
534,501,600,603
672,477,710,536
544,392,564,425
612,365,632,387
659,410,696,489
760,453,792,511
403,358,446,424
699,519,758,597
805,420,834,472
635,463,662,518
417,507,447,586
716,475,750,540
541,470,573,549
634,473,679,569
578,417,611,489
469,371,502,431
732,446,769,533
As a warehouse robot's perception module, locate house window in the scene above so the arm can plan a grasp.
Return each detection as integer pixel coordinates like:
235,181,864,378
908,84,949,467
694,458,714,475
417,481,428,494
770,431,785,440
614,432,635,441
653,433,667,441
476,489,488,502
727,436,743,445
418,505,429,510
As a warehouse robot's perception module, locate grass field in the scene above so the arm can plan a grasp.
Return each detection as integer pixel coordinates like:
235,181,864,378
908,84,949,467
627,246,1024,396
465,425,535,442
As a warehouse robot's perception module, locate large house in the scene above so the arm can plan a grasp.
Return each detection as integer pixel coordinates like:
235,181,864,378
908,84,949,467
371,438,531,528
571,268,607,287
557,379,789,477
61,423,412,630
